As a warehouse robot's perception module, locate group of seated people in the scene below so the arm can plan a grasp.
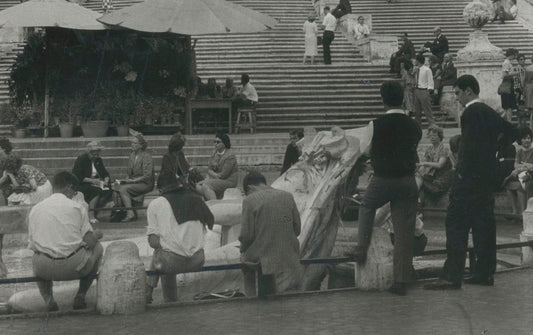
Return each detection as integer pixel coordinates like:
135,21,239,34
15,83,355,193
0,131,240,223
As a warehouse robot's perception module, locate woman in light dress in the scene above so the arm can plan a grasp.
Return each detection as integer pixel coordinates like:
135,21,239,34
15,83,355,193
303,14,318,65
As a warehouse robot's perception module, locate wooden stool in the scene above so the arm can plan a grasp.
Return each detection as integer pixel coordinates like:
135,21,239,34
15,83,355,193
235,104,257,134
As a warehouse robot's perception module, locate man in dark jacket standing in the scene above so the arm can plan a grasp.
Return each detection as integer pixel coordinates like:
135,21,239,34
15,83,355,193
425,75,518,290
355,81,422,296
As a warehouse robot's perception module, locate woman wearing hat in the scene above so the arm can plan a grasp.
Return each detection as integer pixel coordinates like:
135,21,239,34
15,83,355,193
72,141,111,224
302,14,318,65
196,133,238,200
112,134,154,222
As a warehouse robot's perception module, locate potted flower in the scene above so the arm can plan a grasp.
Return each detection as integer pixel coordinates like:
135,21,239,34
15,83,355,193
53,95,85,138
0,103,33,138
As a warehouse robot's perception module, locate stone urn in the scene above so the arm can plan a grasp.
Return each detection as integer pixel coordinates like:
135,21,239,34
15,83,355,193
455,1,504,110
457,1,502,62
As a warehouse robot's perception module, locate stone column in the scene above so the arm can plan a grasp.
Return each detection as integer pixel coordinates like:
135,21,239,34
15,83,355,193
455,2,504,111
354,227,394,290
97,241,146,315
521,198,533,265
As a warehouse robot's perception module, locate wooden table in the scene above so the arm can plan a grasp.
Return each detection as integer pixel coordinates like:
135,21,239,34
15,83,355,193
188,99,233,134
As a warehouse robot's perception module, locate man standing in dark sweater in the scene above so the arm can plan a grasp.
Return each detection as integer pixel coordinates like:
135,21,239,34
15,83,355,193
355,81,422,296
425,75,517,290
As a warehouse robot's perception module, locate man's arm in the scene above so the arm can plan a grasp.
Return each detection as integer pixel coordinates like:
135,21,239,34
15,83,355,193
148,234,161,249
238,198,255,253
82,231,99,250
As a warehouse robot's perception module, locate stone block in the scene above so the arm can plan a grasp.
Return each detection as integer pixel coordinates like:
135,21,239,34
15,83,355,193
354,35,398,65
97,241,146,315
354,227,393,290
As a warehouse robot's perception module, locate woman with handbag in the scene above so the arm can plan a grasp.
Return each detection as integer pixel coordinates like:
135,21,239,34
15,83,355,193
504,127,533,215
303,14,318,65
499,49,518,121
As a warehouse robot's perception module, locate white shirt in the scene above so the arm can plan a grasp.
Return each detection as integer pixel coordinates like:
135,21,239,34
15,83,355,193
240,83,259,102
146,197,206,257
28,193,92,258
417,65,434,90
323,12,337,32
359,109,407,155
354,23,370,39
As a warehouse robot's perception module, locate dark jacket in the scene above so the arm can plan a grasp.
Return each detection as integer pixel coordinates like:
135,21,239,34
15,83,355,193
280,144,300,175
426,34,449,61
441,60,457,86
457,102,518,187
332,0,351,18
371,113,422,178
160,151,190,178
398,38,415,59
72,153,109,184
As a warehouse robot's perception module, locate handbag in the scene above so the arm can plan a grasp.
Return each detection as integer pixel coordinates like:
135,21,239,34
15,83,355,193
317,36,323,45
497,79,512,95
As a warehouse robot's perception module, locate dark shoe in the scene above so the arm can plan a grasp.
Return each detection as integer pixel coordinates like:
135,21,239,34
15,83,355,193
464,276,494,286
47,300,59,312
388,282,407,296
424,279,461,290
73,295,87,310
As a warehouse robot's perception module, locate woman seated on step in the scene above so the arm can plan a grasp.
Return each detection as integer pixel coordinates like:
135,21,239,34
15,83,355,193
504,127,533,215
0,137,14,205
1,155,52,205
112,133,154,222
72,141,112,224
415,125,453,207
195,133,238,200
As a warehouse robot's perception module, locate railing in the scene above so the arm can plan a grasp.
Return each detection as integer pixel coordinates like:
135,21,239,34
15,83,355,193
2,241,532,286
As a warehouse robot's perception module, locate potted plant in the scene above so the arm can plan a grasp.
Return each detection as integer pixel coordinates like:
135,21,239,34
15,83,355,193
112,95,135,137
0,103,33,138
53,95,84,138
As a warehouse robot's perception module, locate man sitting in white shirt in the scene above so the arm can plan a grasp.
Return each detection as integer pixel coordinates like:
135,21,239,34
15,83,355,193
145,172,214,303
29,171,103,311
353,16,370,40
232,73,259,117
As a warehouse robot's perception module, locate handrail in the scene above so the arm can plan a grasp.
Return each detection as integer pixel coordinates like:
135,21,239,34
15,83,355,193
2,242,532,285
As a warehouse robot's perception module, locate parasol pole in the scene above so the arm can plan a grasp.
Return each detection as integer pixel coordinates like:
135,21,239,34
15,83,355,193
43,29,50,138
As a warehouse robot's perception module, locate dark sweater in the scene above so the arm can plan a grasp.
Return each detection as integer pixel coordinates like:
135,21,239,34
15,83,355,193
457,102,518,185
370,113,422,178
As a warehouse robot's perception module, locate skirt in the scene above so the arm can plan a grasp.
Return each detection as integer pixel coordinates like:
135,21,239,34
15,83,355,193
8,180,52,205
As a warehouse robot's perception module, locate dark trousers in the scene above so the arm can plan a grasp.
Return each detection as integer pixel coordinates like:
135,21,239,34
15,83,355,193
358,174,418,283
440,176,496,286
390,54,411,74
322,30,335,65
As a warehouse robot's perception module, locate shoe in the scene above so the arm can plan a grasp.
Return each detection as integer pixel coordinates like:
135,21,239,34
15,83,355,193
464,276,494,286
73,295,87,310
121,215,135,223
424,279,461,290
388,282,407,296
47,300,59,312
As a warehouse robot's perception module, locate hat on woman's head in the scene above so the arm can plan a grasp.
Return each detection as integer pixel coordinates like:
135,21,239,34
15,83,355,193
86,141,104,152
216,133,231,149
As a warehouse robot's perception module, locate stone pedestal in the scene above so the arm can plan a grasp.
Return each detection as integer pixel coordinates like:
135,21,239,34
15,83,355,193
354,227,393,290
354,35,398,65
0,27,24,43
456,29,504,111
97,241,146,315
521,198,533,266
440,85,461,125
